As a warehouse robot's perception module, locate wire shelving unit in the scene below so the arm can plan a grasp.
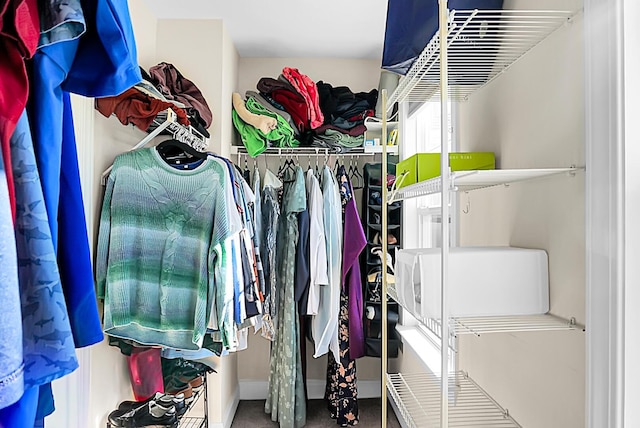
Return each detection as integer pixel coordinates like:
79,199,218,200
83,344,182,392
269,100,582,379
387,372,522,428
380,4,585,428
387,9,579,108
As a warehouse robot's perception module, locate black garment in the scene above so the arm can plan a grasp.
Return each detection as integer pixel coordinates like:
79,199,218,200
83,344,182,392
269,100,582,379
242,233,260,318
295,208,311,311
316,81,377,126
325,292,359,426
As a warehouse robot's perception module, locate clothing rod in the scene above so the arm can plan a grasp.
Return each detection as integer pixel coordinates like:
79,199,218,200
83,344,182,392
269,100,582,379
231,147,388,156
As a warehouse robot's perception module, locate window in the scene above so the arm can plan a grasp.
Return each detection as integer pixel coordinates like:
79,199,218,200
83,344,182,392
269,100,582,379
397,100,458,377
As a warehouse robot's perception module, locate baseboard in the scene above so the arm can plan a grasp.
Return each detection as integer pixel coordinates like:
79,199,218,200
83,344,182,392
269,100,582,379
239,379,381,401
354,380,382,399
239,380,269,400
209,386,240,428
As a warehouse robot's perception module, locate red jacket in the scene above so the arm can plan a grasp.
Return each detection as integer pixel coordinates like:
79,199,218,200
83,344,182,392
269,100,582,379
0,0,39,217
282,67,324,130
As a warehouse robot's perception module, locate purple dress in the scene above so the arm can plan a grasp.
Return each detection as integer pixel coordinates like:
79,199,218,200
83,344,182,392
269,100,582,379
325,166,366,426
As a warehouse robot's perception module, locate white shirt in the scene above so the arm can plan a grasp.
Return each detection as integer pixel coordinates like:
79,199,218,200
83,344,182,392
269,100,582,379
312,166,342,363
305,169,329,316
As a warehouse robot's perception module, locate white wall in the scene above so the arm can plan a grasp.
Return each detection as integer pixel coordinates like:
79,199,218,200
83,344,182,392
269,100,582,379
220,25,240,159
128,0,157,70
156,19,223,151
455,11,585,428
238,57,380,97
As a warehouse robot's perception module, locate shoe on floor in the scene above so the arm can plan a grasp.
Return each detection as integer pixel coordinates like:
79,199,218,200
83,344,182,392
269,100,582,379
109,401,177,428
118,392,187,417
128,402,178,428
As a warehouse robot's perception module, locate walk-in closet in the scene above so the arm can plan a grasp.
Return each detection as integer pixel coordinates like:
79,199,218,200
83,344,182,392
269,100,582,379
0,0,638,427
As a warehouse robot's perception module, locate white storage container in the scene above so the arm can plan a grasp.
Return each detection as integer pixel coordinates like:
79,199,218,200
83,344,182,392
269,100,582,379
395,247,549,319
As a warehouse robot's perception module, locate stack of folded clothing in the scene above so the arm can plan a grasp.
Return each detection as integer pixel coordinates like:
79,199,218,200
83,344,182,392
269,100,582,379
312,82,378,152
257,76,310,133
232,92,300,157
237,68,379,154
233,66,329,156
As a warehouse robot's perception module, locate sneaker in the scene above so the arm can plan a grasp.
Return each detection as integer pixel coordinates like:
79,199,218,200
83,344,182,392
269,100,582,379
128,402,178,428
108,401,175,428
118,393,186,417
188,375,204,392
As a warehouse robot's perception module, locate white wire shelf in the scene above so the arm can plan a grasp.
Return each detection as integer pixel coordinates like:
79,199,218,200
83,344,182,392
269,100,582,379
388,9,578,108
179,417,206,428
387,282,584,339
388,167,581,203
364,117,399,132
453,314,583,335
387,372,522,428
388,282,458,351
230,145,398,156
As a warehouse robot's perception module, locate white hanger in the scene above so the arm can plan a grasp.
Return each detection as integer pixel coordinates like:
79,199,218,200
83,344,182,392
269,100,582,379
100,109,207,185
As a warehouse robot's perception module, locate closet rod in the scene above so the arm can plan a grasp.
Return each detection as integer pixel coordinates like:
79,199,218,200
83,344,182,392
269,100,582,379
231,147,377,156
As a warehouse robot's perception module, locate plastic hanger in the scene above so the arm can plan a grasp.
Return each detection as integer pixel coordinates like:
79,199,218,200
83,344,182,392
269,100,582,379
352,156,364,189
348,157,358,185
156,138,208,166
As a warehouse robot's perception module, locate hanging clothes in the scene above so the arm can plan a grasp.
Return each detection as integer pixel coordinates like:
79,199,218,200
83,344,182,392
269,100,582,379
96,148,239,351
57,92,103,348
261,170,282,340
312,166,342,362
0,0,39,218
0,147,22,410
253,168,274,340
205,157,243,350
325,166,363,426
305,169,329,316
339,172,366,359
10,110,79,390
29,0,142,418
266,166,306,428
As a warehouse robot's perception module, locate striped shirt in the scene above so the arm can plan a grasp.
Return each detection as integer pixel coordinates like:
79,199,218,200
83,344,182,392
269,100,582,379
96,148,237,350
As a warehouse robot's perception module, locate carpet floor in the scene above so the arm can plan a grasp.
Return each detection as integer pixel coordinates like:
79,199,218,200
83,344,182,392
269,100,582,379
231,399,402,428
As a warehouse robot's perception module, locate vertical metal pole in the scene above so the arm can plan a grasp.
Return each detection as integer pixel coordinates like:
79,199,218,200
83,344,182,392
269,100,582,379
381,88,389,428
439,0,450,427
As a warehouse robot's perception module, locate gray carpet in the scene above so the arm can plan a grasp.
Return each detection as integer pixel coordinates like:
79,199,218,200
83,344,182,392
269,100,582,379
231,399,402,428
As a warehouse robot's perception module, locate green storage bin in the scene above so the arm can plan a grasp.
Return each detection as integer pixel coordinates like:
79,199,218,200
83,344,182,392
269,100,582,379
396,152,495,188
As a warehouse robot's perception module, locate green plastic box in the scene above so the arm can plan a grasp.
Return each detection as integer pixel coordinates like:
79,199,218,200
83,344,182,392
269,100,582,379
395,152,495,188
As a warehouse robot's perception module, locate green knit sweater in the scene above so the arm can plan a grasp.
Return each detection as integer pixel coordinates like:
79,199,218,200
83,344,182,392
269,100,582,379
96,148,235,350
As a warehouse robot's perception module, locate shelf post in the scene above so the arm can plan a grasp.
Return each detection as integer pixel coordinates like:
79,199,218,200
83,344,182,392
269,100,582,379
381,88,389,428
439,0,450,427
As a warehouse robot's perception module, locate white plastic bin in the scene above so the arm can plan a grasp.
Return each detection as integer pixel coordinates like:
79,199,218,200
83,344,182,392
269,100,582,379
395,247,549,319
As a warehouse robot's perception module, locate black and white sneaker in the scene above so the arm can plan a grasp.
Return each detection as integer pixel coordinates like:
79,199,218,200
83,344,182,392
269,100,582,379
118,392,186,417
127,402,178,428
108,401,177,428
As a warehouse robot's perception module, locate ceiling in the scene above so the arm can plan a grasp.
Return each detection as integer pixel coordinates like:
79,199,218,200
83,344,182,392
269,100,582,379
142,0,389,60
